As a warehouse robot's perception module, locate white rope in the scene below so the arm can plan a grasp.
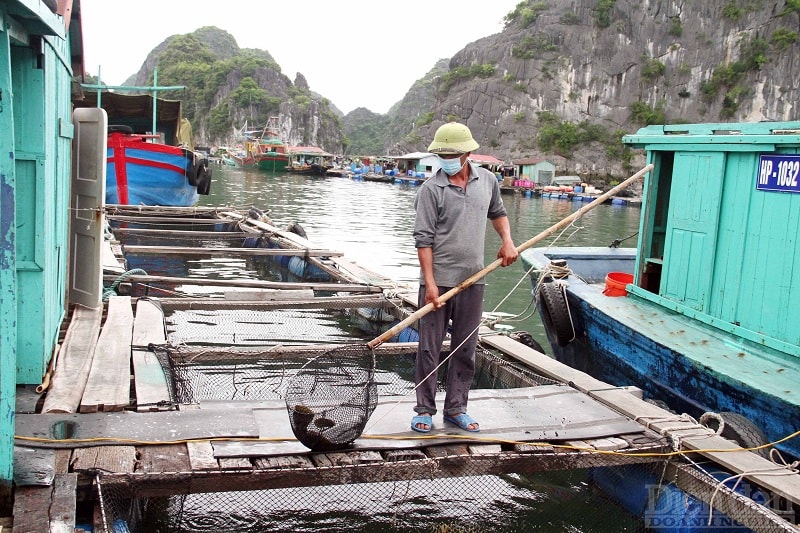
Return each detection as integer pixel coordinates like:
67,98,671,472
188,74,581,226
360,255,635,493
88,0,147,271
707,460,800,526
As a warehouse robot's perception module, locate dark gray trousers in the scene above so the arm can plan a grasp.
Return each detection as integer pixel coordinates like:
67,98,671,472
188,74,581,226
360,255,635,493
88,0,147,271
414,284,484,416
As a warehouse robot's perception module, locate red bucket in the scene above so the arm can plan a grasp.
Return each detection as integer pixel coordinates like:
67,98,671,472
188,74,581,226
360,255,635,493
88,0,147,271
603,272,633,297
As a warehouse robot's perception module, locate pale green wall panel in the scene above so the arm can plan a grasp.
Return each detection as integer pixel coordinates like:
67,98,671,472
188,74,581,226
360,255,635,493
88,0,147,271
0,9,18,485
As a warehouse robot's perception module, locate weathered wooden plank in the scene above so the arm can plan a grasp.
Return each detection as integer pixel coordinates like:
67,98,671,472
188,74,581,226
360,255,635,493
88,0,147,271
480,328,800,505
329,257,397,287
165,342,425,364
102,274,383,293
80,297,133,413
104,215,226,224
12,485,52,532
513,443,555,454
49,473,77,533
218,457,252,470
42,305,102,413
427,445,470,458
111,228,244,236
12,446,54,486
478,328,609,392
223,211,311,248
311,451,383,468
587,437,629,451
132,299,170,412
252,456,314,470
54,449,72,475
383,449,427,462
589,388,800,506
222,289,315,301
153,295,402,311
137,444,191,473
15,385,42,414
97,446,666,497
122,245,343,257
468,444,503,455
102,238,126,274
105,205,230,215
186,441,219,471
70,446,137,475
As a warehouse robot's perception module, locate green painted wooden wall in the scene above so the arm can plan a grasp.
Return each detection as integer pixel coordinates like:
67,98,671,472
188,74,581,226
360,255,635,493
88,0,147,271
0,9,18,488
0,1,75,485
625,123,800,353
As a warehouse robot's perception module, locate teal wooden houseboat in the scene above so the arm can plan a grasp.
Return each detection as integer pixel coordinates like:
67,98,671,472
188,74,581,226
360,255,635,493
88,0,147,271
521,122,800,459
0,0,102,510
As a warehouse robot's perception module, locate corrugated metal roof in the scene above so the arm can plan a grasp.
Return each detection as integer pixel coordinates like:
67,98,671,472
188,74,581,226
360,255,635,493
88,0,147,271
394,152,435,159
469,154,503,164
289,146,332,156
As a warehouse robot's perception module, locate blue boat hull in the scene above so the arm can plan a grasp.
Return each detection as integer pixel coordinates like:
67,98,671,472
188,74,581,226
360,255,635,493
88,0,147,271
106,132,208,206
523,247,800,460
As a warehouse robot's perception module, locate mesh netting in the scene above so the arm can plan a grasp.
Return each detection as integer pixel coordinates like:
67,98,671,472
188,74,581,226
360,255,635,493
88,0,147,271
284,347,378,451
91,455,798,532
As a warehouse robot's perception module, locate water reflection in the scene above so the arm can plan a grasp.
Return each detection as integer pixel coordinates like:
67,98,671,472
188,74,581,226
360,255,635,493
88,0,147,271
201,166,641,352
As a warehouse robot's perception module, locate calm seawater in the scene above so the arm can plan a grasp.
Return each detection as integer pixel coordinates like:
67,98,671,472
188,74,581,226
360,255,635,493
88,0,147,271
199,166,641,353
177,166,646,532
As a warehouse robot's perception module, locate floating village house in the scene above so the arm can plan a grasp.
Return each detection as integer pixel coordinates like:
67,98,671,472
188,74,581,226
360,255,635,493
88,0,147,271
0,0,93,507
393,152,439,177
393,152,508,179
514,157,555,185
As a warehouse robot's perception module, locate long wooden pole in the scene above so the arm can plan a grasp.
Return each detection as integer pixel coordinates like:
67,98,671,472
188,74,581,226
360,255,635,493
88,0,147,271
367,164,654,348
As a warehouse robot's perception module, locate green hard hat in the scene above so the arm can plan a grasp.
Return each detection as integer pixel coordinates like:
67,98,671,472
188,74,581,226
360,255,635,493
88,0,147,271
427,122,479,154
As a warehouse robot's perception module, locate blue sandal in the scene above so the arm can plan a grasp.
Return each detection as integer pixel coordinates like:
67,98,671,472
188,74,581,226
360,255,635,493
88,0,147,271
444,413,480,432
411,414,433,433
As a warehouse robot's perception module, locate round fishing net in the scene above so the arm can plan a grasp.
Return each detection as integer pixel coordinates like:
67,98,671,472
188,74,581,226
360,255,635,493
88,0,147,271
284,346,378,452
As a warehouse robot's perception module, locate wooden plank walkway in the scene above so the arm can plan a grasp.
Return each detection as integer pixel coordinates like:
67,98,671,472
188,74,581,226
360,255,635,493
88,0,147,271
479,328,800,506
132,299,170,412
42,306,102,414
79,297,133,413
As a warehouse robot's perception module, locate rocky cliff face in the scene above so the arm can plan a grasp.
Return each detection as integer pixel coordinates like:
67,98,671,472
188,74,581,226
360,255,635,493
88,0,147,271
127,2,799,178
397,0,799,176
128,28,346,154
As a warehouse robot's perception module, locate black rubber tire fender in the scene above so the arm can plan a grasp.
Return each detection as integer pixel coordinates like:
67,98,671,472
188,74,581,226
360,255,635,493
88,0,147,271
187,159,201,187
706,411,770,457
288,223,307,239
509,331,546,353
108,124,134,134
537,282,575,347
196,162,212,195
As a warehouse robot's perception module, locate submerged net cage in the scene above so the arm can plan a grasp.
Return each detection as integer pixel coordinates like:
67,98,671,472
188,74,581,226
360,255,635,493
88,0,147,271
91,445,799,532
283,347,378,451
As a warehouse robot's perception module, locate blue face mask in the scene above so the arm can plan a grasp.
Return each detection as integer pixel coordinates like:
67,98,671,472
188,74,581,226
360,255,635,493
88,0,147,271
438,155,465,176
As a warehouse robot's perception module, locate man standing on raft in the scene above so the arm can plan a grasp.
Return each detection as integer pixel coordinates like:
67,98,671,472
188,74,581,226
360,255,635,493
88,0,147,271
411,122,518,433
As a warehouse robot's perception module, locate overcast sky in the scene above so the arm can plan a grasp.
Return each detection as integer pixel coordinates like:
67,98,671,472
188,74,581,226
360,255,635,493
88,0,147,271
79,0,520,115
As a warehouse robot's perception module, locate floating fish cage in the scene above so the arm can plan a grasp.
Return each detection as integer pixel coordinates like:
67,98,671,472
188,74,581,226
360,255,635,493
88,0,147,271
91,334,798,532
85,206,798,532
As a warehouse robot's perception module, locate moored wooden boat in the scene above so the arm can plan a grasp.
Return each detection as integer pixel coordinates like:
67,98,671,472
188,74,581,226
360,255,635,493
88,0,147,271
74,88,212,206
521,121,800,460
231,118,290,172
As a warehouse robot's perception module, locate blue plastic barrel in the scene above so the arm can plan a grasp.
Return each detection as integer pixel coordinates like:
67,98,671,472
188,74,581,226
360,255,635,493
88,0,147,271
397,326,419,343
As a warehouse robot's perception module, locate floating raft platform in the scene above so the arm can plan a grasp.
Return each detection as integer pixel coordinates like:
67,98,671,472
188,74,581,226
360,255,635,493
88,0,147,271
11,205,800,532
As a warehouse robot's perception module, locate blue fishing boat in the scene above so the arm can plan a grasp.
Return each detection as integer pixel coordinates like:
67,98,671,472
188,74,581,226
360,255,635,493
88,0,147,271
74,87,212,206
521,121,800,460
